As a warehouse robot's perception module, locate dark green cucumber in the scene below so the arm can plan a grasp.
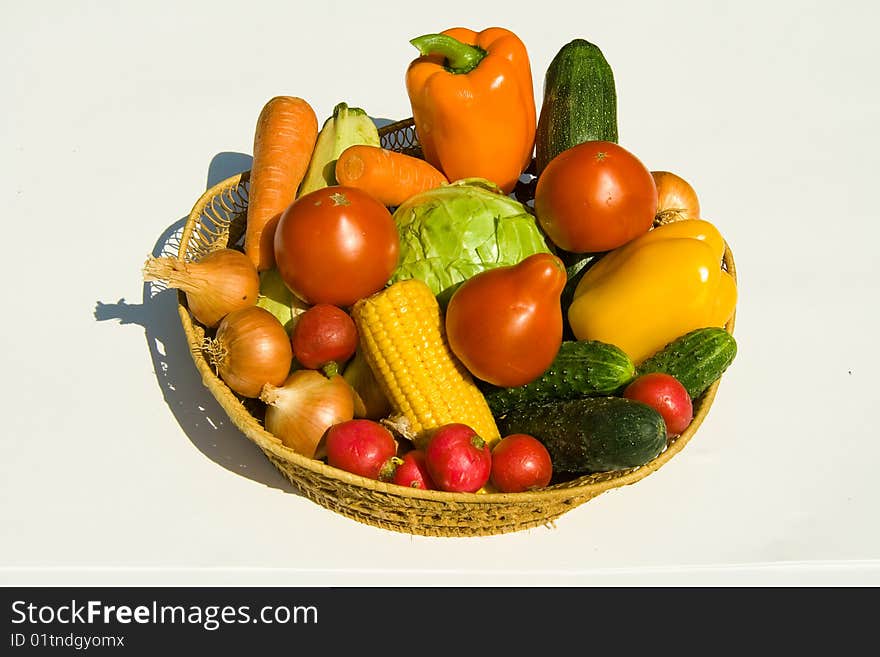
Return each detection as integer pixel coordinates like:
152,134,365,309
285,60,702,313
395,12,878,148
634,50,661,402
483,340,634,417
499,397,666,474
535,39,618,175
637,327,737,399
558,252,603,340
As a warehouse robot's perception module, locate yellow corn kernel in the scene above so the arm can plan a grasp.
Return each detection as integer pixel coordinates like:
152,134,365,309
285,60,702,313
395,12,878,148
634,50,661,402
352,279,501,448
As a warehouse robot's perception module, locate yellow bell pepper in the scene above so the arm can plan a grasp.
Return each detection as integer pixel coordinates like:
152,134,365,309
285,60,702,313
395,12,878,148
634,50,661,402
567,219,737,364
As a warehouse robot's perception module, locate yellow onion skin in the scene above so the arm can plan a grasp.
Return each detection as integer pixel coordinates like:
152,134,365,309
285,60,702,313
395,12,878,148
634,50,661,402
143,248,260,328
211,306,293,398
261,370,355,458
342,349,392,420
652,171,701,224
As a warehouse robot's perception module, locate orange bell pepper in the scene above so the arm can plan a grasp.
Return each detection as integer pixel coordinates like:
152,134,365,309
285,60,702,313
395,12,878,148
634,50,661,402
405,27,536,194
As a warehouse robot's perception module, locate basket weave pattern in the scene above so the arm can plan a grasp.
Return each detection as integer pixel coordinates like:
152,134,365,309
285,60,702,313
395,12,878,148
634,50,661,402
175,119,737,537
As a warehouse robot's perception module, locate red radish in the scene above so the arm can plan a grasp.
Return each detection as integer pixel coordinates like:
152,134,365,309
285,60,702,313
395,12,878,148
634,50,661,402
391,450,436,490
291,303,358,370
424,424,492,493
623,372,694,436
490,434,553,493
324,419,397,480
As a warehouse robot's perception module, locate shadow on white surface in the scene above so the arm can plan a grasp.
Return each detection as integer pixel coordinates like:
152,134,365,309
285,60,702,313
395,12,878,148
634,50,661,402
94,152,300,495
372,117,396,129
206,151,253,189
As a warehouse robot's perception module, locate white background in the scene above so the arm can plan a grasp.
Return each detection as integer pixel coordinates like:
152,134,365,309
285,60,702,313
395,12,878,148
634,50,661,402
2,0,878,586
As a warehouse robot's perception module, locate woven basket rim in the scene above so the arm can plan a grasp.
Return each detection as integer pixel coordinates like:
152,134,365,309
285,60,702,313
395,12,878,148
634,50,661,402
176,166,737,508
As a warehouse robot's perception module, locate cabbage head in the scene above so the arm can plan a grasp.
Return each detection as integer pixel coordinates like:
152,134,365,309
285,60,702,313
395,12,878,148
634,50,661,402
390,179,551,304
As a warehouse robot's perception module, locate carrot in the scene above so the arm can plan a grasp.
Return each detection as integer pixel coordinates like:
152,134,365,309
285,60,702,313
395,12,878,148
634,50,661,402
245,96,318,271
335,145,448,207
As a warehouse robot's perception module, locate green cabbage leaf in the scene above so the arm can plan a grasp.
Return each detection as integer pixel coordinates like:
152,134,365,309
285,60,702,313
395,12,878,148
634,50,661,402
390,179,550,303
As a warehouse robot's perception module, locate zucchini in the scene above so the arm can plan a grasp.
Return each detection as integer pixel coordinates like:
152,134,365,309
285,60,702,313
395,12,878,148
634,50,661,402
255,268,309,333
483,340,634,417
298,102,380,197
499,397,667,473
535,39,618,175
637,327,737,399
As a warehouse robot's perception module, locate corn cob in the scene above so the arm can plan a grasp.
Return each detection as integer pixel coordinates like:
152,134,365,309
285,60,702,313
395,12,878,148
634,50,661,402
351,279,501,447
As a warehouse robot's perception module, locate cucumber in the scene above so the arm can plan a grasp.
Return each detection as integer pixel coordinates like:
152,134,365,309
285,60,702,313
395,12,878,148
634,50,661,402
535,39,618,175
560,252,600,316
637,327,737,399
483,340,634,417
499,397,667,473
298,102,380,197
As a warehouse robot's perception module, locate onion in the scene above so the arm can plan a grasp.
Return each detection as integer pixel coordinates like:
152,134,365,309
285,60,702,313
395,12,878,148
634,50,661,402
143,248,260,328
204,306,293,398
342,349,392,420
652,171,701,224
260,367,355,458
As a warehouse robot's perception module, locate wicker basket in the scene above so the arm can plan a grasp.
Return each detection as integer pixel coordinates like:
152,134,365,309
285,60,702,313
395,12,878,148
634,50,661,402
175,118,737,537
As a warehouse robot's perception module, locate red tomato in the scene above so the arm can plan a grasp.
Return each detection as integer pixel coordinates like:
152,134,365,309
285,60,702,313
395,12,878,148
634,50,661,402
623,372,693,436
534,141,657,253
490,434,553,493
274,186,399,306
291,304,358,370
445,253,566,387
424,424,492,493
324,419,398,480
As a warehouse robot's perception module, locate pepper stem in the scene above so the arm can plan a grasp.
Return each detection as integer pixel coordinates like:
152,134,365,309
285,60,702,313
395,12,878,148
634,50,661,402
410,33,486,74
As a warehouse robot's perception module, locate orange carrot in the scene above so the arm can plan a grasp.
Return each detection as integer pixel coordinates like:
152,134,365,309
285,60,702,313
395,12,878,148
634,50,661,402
245,96,318,271
335,145,448,207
